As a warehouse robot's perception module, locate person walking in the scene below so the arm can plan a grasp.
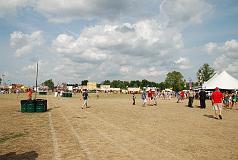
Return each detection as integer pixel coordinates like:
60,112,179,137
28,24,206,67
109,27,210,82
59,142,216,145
199,89,207,109
177,90,185,103
132,93,136,105
141,89,147,107
81,89,89,109
188,89,195,107
147,89,153,105
211,87,224,119
153,90,158,106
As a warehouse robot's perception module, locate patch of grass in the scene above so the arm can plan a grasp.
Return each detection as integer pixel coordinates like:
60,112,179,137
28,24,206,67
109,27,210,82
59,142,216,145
0,132,27,144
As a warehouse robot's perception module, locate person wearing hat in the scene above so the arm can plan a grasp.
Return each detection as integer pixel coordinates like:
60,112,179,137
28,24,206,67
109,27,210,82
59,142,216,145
211,87,224,119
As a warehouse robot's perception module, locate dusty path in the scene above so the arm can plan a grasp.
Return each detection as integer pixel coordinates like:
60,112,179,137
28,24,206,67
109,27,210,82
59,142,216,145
1,93,238,159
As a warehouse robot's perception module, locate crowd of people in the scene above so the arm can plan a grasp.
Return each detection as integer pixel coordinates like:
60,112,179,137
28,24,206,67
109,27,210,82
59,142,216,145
136,87,237,120
21,85,238,120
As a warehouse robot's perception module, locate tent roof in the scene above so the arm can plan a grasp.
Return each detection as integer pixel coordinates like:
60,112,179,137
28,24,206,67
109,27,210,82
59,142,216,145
202,71,238,90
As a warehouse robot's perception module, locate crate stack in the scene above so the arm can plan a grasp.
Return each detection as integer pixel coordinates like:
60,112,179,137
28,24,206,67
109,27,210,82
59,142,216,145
62,92,72,97
20,99,47,112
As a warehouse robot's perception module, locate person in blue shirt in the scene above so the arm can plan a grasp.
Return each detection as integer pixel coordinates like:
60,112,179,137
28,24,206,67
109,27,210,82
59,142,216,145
141,89,147,107
82,89,89,109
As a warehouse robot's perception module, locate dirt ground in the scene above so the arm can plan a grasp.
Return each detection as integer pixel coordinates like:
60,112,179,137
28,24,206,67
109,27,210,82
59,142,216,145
1,93,238,160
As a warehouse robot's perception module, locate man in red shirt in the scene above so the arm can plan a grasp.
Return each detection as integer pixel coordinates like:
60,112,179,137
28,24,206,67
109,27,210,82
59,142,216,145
211,87,224,119
177,90,185,103
27,88,33,100
147,89,153,105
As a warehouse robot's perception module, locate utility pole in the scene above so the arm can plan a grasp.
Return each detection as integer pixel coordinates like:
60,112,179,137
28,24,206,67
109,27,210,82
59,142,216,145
35,62,38,100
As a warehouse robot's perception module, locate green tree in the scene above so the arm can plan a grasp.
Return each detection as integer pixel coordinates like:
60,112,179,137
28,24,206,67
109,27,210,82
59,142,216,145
81,80,88,86
123,81,129,89
197,63,215,83
96,83,100,88
111,80,120,88
165,71,184,91
129,80,138,87
102,80,111,85
158,82,167,90
141,79,150,88
0,77,2,85
118,82,126,89
42,79,54,90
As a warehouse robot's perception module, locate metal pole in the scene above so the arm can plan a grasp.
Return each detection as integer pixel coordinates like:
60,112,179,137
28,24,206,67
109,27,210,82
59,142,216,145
35,62,38,100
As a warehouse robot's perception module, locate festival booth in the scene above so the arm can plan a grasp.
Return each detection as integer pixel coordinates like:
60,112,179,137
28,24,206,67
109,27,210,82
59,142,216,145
202,71,238,90
128,87,140,94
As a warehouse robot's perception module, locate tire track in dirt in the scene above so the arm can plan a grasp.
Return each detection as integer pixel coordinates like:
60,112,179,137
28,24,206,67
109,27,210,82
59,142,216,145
62,107,141,160
83,110,182,160
52,102,95,160
51,97,186,159
60,98,182,160
48,112,61,160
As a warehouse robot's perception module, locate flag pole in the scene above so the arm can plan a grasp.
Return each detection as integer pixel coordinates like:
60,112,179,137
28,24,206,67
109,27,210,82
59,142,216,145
35,61,38,100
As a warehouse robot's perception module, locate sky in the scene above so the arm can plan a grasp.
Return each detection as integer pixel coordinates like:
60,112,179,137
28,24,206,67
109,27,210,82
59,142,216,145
0,0,238,86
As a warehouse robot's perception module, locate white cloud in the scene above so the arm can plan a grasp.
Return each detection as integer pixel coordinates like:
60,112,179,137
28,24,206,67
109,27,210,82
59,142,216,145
10,31,44,57
0,0,30,17
174,57,191,69
205,39,238,75
52,20,184,59
137,67,165,77
205,42,218,54
1,0,216,83
51,19,193,81
120,66,130,74
34,0,162,23
160,0,213,27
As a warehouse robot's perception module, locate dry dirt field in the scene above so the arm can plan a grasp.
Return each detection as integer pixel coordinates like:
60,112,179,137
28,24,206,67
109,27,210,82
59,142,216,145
1,93,238,160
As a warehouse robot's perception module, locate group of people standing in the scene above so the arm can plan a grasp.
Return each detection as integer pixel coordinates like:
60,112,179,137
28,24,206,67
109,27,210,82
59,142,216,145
79,87,237,121
186,87,236,120
140,89,158,107
223,91,237,109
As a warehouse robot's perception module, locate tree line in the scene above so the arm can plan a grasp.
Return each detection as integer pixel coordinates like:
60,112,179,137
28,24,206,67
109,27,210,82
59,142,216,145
42,63,215,92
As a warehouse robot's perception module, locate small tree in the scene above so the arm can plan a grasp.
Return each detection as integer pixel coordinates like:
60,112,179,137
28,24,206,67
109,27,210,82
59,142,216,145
165,71,184,91
197,63,215,83
102,80,110,85
0,77,2,85
42,79,54,90
81,80,88,86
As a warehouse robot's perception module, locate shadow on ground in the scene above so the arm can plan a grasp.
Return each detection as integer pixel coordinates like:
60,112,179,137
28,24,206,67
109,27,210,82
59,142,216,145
0,151,38,160
203,114,215,119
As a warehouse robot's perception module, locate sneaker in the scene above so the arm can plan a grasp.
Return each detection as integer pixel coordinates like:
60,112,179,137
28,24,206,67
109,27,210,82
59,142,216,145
214,117,218,119
219,115,222,119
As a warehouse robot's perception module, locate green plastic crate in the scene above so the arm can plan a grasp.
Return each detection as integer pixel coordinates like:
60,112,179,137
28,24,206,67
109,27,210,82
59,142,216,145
20,100,35,112
62,92,72,97
27,102,35,112
39,91,47,95
35,99,47,112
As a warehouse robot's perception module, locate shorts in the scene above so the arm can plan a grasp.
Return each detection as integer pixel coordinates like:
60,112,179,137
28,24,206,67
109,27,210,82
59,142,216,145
213,103,223,111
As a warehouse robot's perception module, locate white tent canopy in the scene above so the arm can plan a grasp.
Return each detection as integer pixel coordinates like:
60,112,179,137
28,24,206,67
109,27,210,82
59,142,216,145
202,71,238,90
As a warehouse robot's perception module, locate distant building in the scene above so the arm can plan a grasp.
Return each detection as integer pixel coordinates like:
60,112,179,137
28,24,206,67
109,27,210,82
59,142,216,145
110,88,121,93
128,87,140,94
100,85,110,92
87,82,97,90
